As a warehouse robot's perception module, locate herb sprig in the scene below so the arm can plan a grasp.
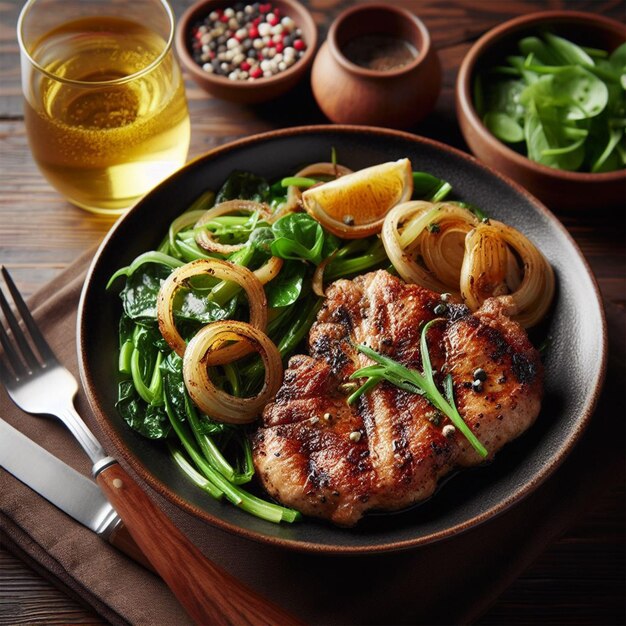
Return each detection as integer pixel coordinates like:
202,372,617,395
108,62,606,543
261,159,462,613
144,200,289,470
347,319,488,458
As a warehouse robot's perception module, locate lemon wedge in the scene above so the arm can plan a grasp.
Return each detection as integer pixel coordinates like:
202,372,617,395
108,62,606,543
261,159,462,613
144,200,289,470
301,158,413,238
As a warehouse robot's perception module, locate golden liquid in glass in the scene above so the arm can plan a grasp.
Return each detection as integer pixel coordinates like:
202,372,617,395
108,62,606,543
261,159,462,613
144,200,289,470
24,17,190,213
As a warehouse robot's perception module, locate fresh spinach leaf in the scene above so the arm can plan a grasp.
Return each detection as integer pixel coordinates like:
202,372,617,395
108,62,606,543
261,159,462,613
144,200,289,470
475,30,625,173
265,261,306,308
116,380,170,439
552,66,608,120
524,104,585,170
609,42,626,89
484,111,525,143
544,32,595,68
120,263,171,320
215,171,270,204
519,36,561,66
483,78,526,120
249,226,275,254
269,213,326,264
591,125,623,172
173,287,235,324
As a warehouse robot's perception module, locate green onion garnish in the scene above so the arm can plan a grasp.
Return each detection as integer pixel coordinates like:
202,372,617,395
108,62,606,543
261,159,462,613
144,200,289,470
348,319,488,458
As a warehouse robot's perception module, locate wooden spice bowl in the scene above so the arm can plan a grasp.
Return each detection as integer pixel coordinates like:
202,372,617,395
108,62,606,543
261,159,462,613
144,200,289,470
456,11,626,210
175,0,317,104
310,4,441,129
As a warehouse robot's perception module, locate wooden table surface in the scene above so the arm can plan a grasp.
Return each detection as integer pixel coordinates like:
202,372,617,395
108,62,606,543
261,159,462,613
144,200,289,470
1,0,624,624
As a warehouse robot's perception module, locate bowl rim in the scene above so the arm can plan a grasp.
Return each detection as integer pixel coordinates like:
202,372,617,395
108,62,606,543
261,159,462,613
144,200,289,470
175,0,317,91
326,3,432,78
456,10,626,182
78,124,608,555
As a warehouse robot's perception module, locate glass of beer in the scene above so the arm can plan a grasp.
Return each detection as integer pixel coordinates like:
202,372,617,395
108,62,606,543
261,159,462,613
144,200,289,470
18,0,191,214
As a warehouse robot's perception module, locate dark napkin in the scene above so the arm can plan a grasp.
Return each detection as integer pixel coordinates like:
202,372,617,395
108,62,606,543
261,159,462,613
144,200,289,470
1,250,624,626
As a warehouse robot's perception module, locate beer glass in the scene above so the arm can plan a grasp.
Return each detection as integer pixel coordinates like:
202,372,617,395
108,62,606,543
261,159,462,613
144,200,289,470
18,0,191,214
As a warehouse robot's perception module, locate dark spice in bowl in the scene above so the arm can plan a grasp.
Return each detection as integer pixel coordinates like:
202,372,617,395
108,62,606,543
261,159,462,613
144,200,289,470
342,34,417,71
310,4,441,127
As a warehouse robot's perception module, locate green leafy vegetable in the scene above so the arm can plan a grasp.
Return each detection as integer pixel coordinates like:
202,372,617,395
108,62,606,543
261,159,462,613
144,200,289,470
484,111,525,143
116,380,170,439
163,381,300,522
120,263,171,320
348,319,488,458
475,30,626,173
265,261,306,308
107,252,185,288
269,213,339,264
325,237,388,281
215,171,270,204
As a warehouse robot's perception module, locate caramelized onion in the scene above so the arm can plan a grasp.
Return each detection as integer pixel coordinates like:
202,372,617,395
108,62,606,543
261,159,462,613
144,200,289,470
183,321,282,424
460,224,511,310
416,204,478,290
275,162,353,221
253,255,284,285
311,251,338,297
482,220,555,327
382,200,552,326
195,200,271,254
156,259,267,358
460,220,554,327
381,201,451,292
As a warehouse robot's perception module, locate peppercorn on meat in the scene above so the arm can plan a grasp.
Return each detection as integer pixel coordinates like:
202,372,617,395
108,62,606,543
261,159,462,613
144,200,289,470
252,270,543,526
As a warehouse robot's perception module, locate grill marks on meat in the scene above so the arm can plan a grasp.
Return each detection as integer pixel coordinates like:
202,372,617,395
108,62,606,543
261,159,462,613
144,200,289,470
252,271,543,526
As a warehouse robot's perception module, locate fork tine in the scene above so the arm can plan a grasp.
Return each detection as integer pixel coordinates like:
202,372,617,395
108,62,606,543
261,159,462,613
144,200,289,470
0,280,40,371
0,321,27,378
0,267,56,364
0,348,19,383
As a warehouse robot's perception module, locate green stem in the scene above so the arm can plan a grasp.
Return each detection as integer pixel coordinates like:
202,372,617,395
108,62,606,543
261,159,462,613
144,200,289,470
168,443,223,500
130,349,163,405
107,251,185,288
348,320,488,458
325,240,388,280
118,341,133,375
281,176,318,188
164,397,299,523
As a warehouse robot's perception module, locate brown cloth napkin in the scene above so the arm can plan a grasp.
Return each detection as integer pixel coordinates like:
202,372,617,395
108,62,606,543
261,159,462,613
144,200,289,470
1,250,624,626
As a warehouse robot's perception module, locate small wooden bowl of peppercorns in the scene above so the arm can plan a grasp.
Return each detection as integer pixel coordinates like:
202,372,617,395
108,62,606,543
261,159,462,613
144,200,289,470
176,0,317,103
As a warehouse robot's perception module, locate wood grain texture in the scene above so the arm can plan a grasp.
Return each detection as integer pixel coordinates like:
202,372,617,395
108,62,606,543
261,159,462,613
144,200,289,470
96,462,303,626
1,0,624,624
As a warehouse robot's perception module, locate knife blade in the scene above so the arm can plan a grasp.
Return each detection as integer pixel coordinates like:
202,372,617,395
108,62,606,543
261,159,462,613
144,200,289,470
0,417,152,570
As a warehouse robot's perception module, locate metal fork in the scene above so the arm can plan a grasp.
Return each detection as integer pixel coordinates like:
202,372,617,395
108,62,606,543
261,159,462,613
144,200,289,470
0,267,110,469
0,266,303,626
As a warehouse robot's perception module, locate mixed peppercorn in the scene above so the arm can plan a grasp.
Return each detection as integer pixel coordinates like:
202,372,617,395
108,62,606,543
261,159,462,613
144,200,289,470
189,2,307,81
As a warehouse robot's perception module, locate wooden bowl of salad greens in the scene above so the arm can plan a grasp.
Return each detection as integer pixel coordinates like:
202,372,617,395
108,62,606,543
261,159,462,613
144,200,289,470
456,11,626,210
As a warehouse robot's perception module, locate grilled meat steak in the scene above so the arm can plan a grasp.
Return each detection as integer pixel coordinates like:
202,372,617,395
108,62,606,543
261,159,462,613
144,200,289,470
252,270,543,526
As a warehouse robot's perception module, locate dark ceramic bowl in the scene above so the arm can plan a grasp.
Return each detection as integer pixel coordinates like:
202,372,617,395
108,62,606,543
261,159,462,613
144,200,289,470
456,11,626,210
78,125,606,554
175,0,317,103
